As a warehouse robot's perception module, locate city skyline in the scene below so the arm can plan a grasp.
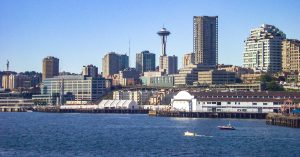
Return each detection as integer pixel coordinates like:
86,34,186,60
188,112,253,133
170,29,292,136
1,0,300,73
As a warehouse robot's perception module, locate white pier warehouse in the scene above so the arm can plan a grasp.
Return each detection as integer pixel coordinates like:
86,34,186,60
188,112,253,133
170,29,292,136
171,91,300,113
60,100,139,110
98,100,139,110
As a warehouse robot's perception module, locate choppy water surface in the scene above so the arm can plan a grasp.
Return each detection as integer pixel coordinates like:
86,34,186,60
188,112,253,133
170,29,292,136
0,112,299,157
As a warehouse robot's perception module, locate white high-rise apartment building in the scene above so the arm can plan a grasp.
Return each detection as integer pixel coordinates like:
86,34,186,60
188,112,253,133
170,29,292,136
243,24,286,73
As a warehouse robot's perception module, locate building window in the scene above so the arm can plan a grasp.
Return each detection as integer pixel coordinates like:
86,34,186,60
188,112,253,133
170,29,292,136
217,102,221,105
252,103,257,105
263,103,267,105
227,102,231,104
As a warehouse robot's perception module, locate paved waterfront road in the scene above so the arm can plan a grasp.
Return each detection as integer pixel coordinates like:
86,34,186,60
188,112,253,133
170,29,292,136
0,113,299,157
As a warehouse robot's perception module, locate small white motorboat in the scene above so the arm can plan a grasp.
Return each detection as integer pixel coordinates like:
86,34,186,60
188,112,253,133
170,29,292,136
218,121,236,130
184,131,197,136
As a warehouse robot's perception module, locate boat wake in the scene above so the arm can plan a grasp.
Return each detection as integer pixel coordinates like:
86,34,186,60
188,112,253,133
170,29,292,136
195,134,213,138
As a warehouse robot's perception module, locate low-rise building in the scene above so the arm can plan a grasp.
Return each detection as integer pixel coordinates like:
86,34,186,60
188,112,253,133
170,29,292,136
149,75,174,87
241,73,263,83
218,64,254,78
113,90,152,105
174,64,215,86
33,75,108,105
140,71,164,86
170,91,197,112
198,70,236,85
60,100,139,110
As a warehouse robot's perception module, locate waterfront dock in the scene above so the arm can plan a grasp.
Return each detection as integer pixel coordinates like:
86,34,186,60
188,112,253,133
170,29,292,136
149,110,267,119
33,106,149,114
266,113,300,128
0,106,30,112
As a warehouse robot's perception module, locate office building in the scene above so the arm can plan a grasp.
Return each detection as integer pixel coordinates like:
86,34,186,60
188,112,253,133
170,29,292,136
183,52,195,67
282,39,300,72
193,16,218,66
33,75,108,105
136,51,156,74
102,52,129,78
82,65,98,77
218,64,254,78
241,73,263,84
160,55,178,75
198,70,236,85
243,24,286,73
140,71,164,86
174,64,215,86
42,56,59,81
119,68,140,86
2,74,31,90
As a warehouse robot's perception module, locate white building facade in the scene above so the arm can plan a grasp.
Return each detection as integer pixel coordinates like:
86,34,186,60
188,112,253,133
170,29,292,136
60,100,139,110
243,24,286,73
170,91,197,112
170,91,299,113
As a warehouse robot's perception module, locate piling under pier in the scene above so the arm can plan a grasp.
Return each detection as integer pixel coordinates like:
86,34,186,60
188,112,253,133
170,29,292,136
33,107,149,114
150,111,267,119
266,113,300,128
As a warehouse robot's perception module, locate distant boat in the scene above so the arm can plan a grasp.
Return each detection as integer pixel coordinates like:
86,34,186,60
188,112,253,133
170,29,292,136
184,131,197,136
26,110,33,112
218,122,236,130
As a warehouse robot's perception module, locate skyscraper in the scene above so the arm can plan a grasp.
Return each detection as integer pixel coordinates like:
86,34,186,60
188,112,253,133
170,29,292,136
282,39,300,72
243,24,286,73
166,55,178,74
82,65,98,77
102,52,129,78
193,16,218,66
42,56,59,81
183,52,195,67
136,50,156,74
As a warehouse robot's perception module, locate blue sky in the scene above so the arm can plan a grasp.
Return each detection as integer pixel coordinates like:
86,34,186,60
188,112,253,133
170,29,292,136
1,0,300,73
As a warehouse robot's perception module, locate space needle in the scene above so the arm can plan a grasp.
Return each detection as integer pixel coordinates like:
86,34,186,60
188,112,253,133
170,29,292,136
157,27,171,56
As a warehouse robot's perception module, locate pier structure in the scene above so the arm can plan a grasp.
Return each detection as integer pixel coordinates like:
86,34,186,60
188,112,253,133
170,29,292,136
33,106,149,114
0,106,28,112
266,113,300,128
149,110,267,119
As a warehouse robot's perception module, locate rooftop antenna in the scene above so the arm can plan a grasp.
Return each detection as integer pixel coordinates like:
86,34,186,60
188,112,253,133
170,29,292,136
6,60,9,71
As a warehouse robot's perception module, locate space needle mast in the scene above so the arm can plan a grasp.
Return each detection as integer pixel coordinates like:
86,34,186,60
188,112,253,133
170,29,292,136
157,27,171,56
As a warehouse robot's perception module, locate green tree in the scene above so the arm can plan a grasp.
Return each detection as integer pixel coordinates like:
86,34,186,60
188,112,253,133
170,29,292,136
260,74,273,83
266,81,284,91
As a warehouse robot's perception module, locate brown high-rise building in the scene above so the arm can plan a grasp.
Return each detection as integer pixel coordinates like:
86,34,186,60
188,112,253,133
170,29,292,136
42,56,59,80
193,16,218,66
82,65,98,77
282,39,300,72
102,52,129,78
